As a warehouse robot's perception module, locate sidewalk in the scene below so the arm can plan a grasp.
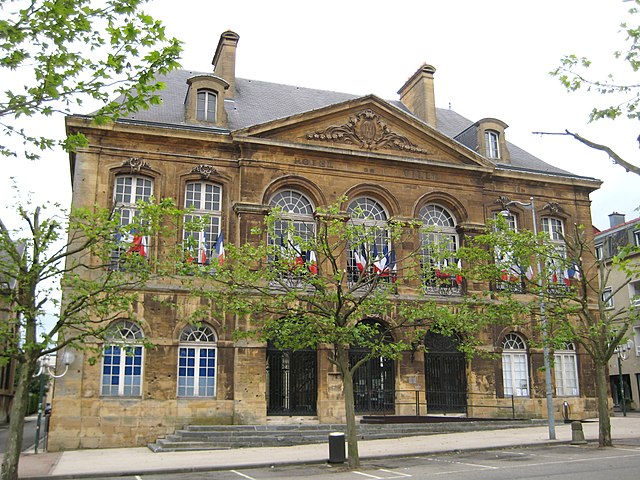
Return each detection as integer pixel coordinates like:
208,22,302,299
15,416,640,479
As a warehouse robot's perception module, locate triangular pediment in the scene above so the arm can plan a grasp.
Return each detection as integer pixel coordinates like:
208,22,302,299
232,95,494,170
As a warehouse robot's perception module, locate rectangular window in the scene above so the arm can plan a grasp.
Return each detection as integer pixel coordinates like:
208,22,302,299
101,345,143,397
183,182,222,265
634,230,640,247
502,353,529,396
554,353,579,396
485,130,500,159
602,287,614,309
196,91,216,122
595,244,603,260
177,347,216,397
634,327,640,357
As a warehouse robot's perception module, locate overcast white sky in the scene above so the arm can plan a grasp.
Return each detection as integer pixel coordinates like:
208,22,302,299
3,0,639,231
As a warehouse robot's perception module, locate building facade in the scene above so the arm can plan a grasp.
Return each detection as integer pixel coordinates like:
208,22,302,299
49,31,602,450
596,213,640,412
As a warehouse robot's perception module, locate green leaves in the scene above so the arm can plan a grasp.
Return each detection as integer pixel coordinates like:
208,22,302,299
0,0,183,158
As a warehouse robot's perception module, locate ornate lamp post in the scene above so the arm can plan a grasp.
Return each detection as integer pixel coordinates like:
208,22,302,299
615,340,633,417
501,197,556,440
34,351,75,453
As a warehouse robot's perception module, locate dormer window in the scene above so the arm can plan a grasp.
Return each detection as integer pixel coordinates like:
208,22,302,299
197,90,217,122
485,130,500,159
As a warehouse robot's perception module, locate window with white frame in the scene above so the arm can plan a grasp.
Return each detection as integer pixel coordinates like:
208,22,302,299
502,333,529,397
347,197,390,283
602,287,614,309
485,130,500,159
177,324,217,397
420,204,460,293
629,280,640,308
101,320,144,397
183,181,222,265
112,175,153,268
542,217,566,286
492,211,524,292
595,243,603,260
634,230,640,247
196,90,217,122
554,342,579,396
634,327,640,356
268,190,316,274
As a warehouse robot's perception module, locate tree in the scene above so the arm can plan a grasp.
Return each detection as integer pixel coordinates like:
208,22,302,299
457,215,640,447
548,0,640,175
0,199,183,480
180,200,462,469
0,0,182,159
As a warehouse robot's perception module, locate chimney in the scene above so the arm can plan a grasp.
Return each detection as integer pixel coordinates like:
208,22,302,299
212,31,240,98
608,212,626,228
398,64,437,128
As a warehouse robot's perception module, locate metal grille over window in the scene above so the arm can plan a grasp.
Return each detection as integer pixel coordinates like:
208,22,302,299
268,190,317,281
111,175,153,270
101,321,144,397
177,324,217,397
183,181,222,266
420,204,461,295
346,197,393,285
501,333,529,397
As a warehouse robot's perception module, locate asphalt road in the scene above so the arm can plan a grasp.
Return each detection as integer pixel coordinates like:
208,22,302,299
0,415,41,454
92,443,640,480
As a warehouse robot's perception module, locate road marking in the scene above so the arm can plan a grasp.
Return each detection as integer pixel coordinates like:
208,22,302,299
353,472,383,479
427,457,498,470
230,470,258,480
135,476,143,480
379,468,412,477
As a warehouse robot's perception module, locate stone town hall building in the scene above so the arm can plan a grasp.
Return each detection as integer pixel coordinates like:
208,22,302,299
50,31,601,450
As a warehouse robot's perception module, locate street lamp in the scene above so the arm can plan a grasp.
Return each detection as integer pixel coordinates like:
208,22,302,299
500,197,556,440
615,340,634,417
34,350,75,453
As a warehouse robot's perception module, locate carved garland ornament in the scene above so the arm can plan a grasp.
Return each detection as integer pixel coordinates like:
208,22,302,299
306,109,429,155
191,164,219,180
122,157,150,173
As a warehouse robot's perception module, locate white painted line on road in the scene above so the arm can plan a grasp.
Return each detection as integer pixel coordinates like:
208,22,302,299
378,468,412,477
135,476,142,480
230,470,258,480
353,471,384,479
427,457,498,470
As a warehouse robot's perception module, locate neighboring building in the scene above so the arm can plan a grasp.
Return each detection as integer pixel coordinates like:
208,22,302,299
595,213,640,411
49,31,602,450
0,219,22,424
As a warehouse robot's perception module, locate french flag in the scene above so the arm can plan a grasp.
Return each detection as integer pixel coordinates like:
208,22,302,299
353,245,367,272
198,234,208,265
306,250,318,275
127,234,147,257
215,232,225,266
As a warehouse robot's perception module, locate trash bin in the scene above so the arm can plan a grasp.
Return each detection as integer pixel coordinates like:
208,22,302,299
328,432,346,463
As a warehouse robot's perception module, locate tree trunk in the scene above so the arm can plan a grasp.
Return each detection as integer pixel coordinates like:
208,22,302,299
336,345,360,468
594,361,612,447
1,358,37,480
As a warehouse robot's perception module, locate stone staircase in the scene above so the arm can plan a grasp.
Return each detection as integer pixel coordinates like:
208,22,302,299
148,418,537,452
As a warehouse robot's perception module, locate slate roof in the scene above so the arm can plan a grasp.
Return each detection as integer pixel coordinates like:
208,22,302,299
116,69,595,181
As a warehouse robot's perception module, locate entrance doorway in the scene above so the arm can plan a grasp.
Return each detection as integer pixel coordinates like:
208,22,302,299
266,342,317,415
424,331,467,413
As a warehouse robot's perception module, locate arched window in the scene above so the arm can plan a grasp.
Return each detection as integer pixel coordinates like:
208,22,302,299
554,342,579,396
501,333,529,397
268,190,316,273
347,197,391,283
101,320,144,397
112,175,153,268
196,90,217,122
183,181,223,265
419,204,460,294
177,324,217,397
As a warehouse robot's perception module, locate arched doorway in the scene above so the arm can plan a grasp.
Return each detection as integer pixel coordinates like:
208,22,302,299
266,341,317,415
349,321,395,414
424,331,467,413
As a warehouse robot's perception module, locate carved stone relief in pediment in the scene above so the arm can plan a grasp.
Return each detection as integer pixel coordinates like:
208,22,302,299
306,109,430,155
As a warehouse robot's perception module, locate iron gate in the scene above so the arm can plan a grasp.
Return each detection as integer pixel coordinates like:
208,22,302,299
350,349,395,414
424,332,467,413
266,344,317,415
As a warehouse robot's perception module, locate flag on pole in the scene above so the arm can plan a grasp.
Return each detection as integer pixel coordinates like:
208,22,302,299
306,250,318,275
197,234,208,265
455,259,463,286
127,234,147,257
353,245,367,273
215,232,225,266
373,244,388,275
525,266,534,281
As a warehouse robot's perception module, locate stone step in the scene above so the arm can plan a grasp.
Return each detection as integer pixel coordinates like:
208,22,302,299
148,419,539,452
